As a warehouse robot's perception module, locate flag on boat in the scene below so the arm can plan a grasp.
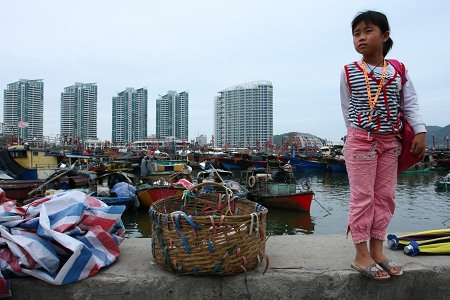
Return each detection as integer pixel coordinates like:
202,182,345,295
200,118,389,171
0,190,125,298
17,120,29,128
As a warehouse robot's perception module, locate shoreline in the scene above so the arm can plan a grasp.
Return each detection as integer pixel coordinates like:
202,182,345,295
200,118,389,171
9,235,450,299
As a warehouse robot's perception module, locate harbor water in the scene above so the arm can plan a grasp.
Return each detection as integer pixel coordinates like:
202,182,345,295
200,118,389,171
120,168,450,238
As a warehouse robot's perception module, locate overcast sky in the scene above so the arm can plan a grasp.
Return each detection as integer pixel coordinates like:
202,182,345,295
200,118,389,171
1,0,448,143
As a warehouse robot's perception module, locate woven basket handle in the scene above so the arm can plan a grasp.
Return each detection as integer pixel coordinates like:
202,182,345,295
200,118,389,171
188,181,233,194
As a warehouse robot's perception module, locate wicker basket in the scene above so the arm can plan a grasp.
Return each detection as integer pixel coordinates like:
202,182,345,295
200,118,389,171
149,182,268,275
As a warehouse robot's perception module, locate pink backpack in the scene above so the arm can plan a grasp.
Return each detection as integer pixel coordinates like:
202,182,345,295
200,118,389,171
387,59,424,173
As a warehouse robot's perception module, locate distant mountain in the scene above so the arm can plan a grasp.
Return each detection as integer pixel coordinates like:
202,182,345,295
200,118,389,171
426,124,450,148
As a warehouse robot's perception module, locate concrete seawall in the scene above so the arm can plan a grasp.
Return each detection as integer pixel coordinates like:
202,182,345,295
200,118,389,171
9,235,450,299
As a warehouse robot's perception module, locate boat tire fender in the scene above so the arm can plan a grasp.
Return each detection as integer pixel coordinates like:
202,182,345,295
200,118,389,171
248,176,256,188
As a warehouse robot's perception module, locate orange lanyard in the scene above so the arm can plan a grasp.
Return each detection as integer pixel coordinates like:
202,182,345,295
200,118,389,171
361,59,387,122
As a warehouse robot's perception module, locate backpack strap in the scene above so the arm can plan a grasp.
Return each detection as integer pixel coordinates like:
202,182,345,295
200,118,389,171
386,59,408,133
387,59,407,85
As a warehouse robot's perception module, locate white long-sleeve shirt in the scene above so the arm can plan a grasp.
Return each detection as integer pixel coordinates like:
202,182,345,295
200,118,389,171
340,59,426,135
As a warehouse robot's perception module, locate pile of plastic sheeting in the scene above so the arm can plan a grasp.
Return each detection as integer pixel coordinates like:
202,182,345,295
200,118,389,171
0,189,125,298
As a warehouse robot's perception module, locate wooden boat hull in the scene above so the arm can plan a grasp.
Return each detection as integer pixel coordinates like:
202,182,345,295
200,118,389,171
137,186,185,207
1,175,90,201
0,179,42,201
249,191,314,212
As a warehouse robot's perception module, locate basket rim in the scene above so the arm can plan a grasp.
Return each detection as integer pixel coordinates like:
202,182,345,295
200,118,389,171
148,192,268,216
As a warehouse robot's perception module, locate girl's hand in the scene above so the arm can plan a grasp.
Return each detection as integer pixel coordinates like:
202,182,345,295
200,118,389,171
410,133,426,157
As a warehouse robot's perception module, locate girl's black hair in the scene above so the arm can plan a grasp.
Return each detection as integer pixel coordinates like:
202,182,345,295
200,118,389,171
351,10,393,57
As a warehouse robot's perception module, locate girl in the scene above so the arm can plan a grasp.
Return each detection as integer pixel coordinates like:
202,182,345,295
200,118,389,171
340,11,426,280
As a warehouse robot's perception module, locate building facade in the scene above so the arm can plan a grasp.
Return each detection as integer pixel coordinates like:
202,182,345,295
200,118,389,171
112,87,148,145
60,82,98,143
195,134,207,147
3,79,44,142
156,91,188,140
214,81,273,148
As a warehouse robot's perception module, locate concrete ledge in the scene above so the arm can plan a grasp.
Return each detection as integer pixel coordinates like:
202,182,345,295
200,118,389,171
10,235,450,299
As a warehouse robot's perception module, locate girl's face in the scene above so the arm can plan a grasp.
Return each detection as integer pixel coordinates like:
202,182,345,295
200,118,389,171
352,21,389,57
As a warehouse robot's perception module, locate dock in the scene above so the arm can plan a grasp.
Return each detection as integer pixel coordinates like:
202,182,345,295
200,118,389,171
8,234,450,299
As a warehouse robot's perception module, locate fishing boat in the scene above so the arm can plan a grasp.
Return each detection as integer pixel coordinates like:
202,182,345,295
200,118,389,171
282,155,328,172
0,154,91,202
136,179,192,207
143,153,188,182
0,178,42,201
88,171,138,210
210,152,253,170
321,145,346,172
435,173,450,191
239,164,314,212
249,154,284,169
136,161,194,207
6,145,61,179
88,161,108,175
433,154,450,169
25,168,92,201
196,165,235,183
324,158,346,172
401,155,434,174
196,163,248,198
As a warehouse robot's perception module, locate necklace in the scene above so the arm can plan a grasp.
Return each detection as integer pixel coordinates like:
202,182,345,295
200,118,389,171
366,60,384,75
361,59,387,122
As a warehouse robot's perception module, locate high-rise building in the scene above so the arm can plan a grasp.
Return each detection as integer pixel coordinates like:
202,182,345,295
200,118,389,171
214,81,273,148
60,82,97,142
156,91,189,140
195,134,208,147
3,79,44,142
112,87,148,145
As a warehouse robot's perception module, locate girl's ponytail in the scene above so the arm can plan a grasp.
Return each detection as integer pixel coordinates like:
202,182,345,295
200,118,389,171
383,37,394,57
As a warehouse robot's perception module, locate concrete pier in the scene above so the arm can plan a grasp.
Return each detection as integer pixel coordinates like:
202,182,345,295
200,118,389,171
9,234,450,299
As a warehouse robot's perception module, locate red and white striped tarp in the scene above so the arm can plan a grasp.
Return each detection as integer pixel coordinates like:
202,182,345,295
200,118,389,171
0,190,125,298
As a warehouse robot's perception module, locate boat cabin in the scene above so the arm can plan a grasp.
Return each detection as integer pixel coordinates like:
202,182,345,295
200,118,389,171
8,145,61,180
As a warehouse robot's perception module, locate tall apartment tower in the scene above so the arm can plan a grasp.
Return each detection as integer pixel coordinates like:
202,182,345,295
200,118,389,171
214,81,273,148
3,79,44,142
112,87,148,145
60,82,98,141
156,91,189,140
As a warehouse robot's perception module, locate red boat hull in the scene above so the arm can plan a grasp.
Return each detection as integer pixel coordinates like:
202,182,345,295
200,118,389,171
137,186,186,207
258,191,314,212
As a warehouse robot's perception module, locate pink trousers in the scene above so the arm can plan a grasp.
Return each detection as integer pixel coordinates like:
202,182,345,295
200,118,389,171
344,127,401,244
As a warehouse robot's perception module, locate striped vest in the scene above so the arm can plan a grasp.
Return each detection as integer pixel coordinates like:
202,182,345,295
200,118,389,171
344,61,403,133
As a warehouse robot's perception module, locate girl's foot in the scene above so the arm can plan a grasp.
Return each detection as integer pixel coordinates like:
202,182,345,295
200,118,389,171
376,259,403,276
352,258,389,279
351,262,390,280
